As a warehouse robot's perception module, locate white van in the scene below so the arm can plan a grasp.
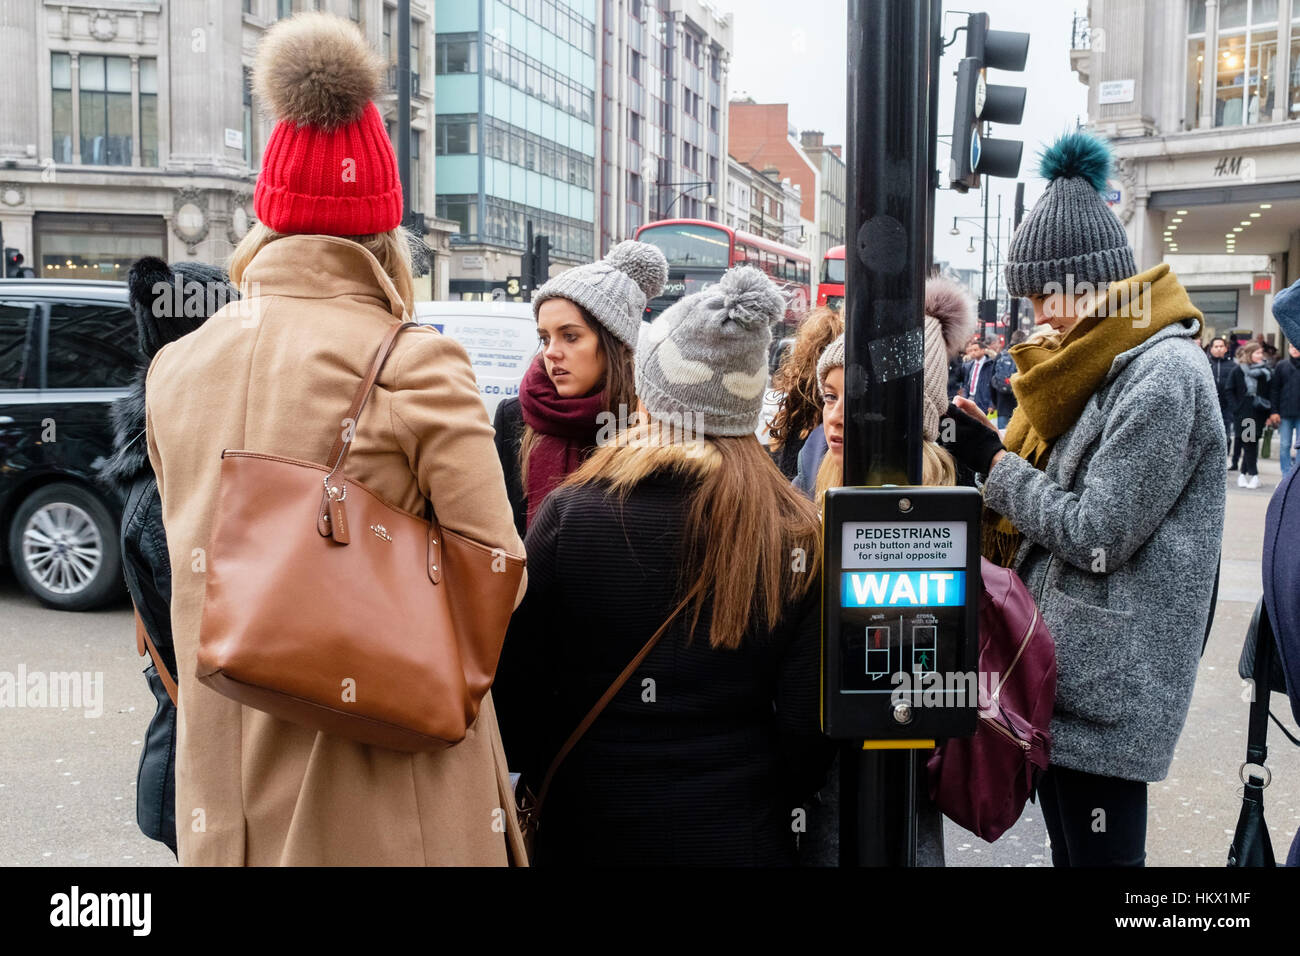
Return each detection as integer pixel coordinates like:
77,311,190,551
413,301,538,419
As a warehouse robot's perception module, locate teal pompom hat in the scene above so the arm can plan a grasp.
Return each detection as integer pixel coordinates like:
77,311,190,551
1003,131,1137,298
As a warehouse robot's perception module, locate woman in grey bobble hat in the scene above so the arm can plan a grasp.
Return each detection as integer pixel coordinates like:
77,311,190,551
492,239,667,535
495,264,836,866
942,131,1226,867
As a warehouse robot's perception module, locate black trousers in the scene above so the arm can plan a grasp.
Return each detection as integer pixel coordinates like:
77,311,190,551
1037,764,1148,867
1235,414,1262,476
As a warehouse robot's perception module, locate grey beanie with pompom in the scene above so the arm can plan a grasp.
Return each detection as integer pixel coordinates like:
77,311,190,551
532,239,668,347
635,264,783,437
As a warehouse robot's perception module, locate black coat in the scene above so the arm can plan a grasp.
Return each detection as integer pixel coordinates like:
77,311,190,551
93,372,176,857
960,356,995,412
1208,355,1236,413
1269,357,1300,419
1229,362,1273,420
495,467,834,866
492,397,528,539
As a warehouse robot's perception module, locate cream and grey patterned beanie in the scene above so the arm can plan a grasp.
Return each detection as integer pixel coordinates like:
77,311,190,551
635,266,783,437
817,334,845,394
532,239,668,347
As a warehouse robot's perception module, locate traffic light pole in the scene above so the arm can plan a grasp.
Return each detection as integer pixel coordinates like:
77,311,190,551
841,0,931,867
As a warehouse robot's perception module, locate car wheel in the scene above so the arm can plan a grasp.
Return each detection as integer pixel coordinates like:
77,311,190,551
7,482,122,611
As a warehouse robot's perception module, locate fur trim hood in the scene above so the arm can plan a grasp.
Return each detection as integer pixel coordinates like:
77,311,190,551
93,369,150,493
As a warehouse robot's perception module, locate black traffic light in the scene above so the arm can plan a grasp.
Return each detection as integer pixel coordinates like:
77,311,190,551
948,12,1030,192
4,247,23,278
533,235,550,286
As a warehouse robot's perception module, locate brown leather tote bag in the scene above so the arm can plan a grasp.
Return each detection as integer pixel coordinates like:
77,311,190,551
196,321,525,751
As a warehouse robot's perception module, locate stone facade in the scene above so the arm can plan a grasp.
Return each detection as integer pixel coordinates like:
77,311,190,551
0,1,453,298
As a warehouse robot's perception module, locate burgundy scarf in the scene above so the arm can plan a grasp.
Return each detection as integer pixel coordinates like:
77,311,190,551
518,354,606,529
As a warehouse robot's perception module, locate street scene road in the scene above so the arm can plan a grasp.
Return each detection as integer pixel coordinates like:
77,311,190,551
3,461,1295,868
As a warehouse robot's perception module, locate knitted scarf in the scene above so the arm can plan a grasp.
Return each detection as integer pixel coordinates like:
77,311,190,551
518,354,607,529
982,263,1197,567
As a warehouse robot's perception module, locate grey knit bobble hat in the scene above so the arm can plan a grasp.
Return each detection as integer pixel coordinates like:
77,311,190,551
1004,131,1137,299
635,266,783,437
532,239,668,347
817,334,845,394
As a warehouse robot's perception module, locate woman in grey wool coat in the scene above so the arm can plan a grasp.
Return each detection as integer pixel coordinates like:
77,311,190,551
942,132,1226,867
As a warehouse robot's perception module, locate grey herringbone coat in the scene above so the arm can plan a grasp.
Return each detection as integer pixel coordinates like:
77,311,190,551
983,318,1226,782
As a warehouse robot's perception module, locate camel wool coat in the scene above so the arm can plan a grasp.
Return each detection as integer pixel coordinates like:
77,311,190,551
145,235,528,866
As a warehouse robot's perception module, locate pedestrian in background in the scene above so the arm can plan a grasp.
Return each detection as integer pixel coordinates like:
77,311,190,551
989,331,1023,428
95,256,236,859
496,267,833,866
767,304,843,480
1268,343,1300,476
493,240,667,536
1206,336,1237,468
942,130,1225,867
145,12,526,865
960,336,996,416
1230,341,1272,489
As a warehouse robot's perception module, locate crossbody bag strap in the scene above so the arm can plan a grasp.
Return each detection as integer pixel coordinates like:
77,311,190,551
134,603,178,706
531,595,691,817
317,321,419,537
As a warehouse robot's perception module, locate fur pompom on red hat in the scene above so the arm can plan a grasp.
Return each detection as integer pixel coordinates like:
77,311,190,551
252,12,402,236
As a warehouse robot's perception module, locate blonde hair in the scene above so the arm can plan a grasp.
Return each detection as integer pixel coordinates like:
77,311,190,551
813,440,956,505
228,221,416,316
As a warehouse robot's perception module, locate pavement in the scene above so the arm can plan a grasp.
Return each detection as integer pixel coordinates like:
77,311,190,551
0,449,1297,867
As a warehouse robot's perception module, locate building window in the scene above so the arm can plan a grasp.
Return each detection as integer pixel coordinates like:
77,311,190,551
34,211,165,282
278,0,293,19
436,114,477,154
242,67,254,168
411,19,423,82
1208,0,1280,126
629,112,642,143
436,33,479,73
349,0,361,23
411,129,422,212
631,50,642,82
140,58,158,167
51,53,73,164
78,55,133,166
709,104,718,131
243,0,253,14
383,4,394,63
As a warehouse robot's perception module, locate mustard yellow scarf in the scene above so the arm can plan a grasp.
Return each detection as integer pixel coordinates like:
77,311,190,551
982,264,1200,566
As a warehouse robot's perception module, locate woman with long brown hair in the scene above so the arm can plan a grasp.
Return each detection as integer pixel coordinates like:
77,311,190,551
493,241,667,535
496,266,834,865
768,305,844,480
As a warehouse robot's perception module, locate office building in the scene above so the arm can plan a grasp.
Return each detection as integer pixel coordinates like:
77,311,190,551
1071,0,1300,339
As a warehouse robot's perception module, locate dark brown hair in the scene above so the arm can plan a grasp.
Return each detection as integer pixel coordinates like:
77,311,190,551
521,303,636,487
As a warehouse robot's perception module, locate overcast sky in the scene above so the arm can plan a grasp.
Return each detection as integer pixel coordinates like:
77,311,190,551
713,0,1089,284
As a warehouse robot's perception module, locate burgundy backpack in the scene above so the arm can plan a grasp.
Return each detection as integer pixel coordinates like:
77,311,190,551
927,558,1056,842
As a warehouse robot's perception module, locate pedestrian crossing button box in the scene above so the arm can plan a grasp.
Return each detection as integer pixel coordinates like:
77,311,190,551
821,487,982,740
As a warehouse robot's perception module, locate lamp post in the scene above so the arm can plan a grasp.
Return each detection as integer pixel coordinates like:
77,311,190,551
659,181,716,220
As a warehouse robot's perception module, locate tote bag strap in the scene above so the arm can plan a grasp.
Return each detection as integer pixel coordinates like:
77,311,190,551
317,321,419,534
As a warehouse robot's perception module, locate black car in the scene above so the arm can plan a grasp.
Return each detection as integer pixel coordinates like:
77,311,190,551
0,278,137,610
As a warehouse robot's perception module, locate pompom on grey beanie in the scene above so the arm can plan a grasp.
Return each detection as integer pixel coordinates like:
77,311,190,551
532,239,668,347
1004,131,1137,299
636,265,783,437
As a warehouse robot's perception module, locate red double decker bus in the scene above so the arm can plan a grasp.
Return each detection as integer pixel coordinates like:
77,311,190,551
633,219,811,338
818,245,845,310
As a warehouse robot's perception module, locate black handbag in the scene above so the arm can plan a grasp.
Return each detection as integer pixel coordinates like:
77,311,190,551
1227,598,1295,866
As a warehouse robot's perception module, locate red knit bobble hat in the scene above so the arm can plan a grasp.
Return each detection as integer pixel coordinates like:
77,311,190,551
252,12,402,236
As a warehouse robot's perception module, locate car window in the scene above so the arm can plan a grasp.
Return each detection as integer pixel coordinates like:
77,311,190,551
0,301,38,388
45,301,137,389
